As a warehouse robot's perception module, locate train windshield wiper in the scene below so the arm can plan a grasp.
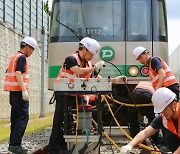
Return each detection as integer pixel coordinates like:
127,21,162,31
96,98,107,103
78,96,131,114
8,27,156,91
56,10,81,41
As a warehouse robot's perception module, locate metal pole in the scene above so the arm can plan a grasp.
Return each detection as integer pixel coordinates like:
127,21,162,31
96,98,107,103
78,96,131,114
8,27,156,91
40,26,45,118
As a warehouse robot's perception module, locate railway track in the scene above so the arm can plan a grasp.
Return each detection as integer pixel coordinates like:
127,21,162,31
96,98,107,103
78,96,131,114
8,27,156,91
28,126,148,154
0,127,172,154
31,144,48,154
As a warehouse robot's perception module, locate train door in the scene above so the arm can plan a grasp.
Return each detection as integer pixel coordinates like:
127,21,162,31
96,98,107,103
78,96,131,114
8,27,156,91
125,0,152,81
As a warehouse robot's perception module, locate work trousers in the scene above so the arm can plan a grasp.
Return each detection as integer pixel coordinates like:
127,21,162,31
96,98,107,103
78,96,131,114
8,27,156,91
9,91,29,146
48,94,77,154
128,88,159,144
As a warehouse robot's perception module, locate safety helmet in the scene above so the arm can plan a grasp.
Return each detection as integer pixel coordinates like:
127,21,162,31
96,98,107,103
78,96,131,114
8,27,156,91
133,46,147,60
83,38,100,55
80,37,91,45
21,37,38,49
151,87,176,113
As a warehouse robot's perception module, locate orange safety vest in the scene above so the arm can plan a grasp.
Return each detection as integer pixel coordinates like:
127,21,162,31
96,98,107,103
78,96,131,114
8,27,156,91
149,57,177,88
4,52,29,91
162,103,180,138
135,81,155,94
56,52,92,82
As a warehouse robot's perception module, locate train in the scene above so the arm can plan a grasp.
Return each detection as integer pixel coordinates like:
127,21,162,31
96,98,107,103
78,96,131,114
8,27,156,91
48,0,168,125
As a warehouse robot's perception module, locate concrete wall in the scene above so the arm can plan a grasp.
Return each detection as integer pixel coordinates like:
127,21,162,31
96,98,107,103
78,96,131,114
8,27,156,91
0,21,55,119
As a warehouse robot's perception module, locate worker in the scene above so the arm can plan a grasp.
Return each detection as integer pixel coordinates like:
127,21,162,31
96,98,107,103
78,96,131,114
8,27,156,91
120,87,180,154
128,81,159,145
4,37,38,154
48,37,126,154
133,46,179,100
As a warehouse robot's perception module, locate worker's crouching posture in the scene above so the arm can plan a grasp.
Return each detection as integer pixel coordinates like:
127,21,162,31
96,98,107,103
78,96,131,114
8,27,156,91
120,87,180,154
128,81,159,145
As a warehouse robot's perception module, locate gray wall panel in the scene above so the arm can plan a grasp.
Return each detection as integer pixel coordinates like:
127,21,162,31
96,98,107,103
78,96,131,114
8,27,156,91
1,0,49,57
5,0,14,26
15,0,22,32
0,11,3,22
37,1,42,28
0,0,3,20
23,1,30,35
31,0,36,29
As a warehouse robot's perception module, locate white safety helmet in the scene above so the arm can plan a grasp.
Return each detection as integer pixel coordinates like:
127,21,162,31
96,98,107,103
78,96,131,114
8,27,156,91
151,87,176,113
133,46,147,60
83,38,100,55
21,37,38,49
80,37,91,45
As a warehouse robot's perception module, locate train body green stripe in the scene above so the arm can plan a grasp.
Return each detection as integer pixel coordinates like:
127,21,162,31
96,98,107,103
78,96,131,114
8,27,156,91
48,66,62,78
48,65,145,78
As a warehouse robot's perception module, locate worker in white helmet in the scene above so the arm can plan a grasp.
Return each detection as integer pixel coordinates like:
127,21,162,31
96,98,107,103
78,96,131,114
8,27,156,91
133,46,179,100
48,37,127,154
120,87,180,154
4,36,38,154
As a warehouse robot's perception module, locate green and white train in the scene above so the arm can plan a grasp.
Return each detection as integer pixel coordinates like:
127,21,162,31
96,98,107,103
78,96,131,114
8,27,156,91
48,0,168,124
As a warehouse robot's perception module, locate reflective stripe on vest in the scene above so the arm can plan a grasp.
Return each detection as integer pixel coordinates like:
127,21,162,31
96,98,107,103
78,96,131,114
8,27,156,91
56,52,92,82
5,72,29,78
4,52,29,91
135,81,155,93
149,57,177,88
73,53,92,78
162,103,180,138
56,72,77,81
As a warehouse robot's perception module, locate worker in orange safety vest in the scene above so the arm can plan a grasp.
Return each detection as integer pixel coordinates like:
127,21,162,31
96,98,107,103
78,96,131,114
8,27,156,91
48,37,127,154
133,46,179,100
4,37,38,154
120,87,180,154
128,81,159,145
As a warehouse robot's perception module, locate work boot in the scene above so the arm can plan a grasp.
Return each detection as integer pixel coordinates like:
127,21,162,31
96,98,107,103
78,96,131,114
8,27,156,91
8,145,28,154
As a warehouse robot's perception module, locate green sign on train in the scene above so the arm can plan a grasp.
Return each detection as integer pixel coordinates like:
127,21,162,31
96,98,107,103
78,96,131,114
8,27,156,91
100,46,115,61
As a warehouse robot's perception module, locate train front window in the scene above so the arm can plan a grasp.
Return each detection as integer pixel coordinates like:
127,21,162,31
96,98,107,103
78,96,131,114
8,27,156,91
50,0,125,42
127,0,151,41
153,0,168,42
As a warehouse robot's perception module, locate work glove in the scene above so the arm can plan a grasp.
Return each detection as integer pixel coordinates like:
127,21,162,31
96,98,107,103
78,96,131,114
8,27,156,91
114,75,127,84
22,90,29,101
84,95,89,103
94,61,105,70
120,145,132,154
84,95,96,103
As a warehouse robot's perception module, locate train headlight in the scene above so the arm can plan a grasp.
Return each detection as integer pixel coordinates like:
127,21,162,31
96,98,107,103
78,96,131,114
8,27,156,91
141,66,149,77
128,65,139,77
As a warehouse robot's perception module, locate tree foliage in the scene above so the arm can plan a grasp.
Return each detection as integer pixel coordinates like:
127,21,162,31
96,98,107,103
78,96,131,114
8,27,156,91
44,0,51,16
